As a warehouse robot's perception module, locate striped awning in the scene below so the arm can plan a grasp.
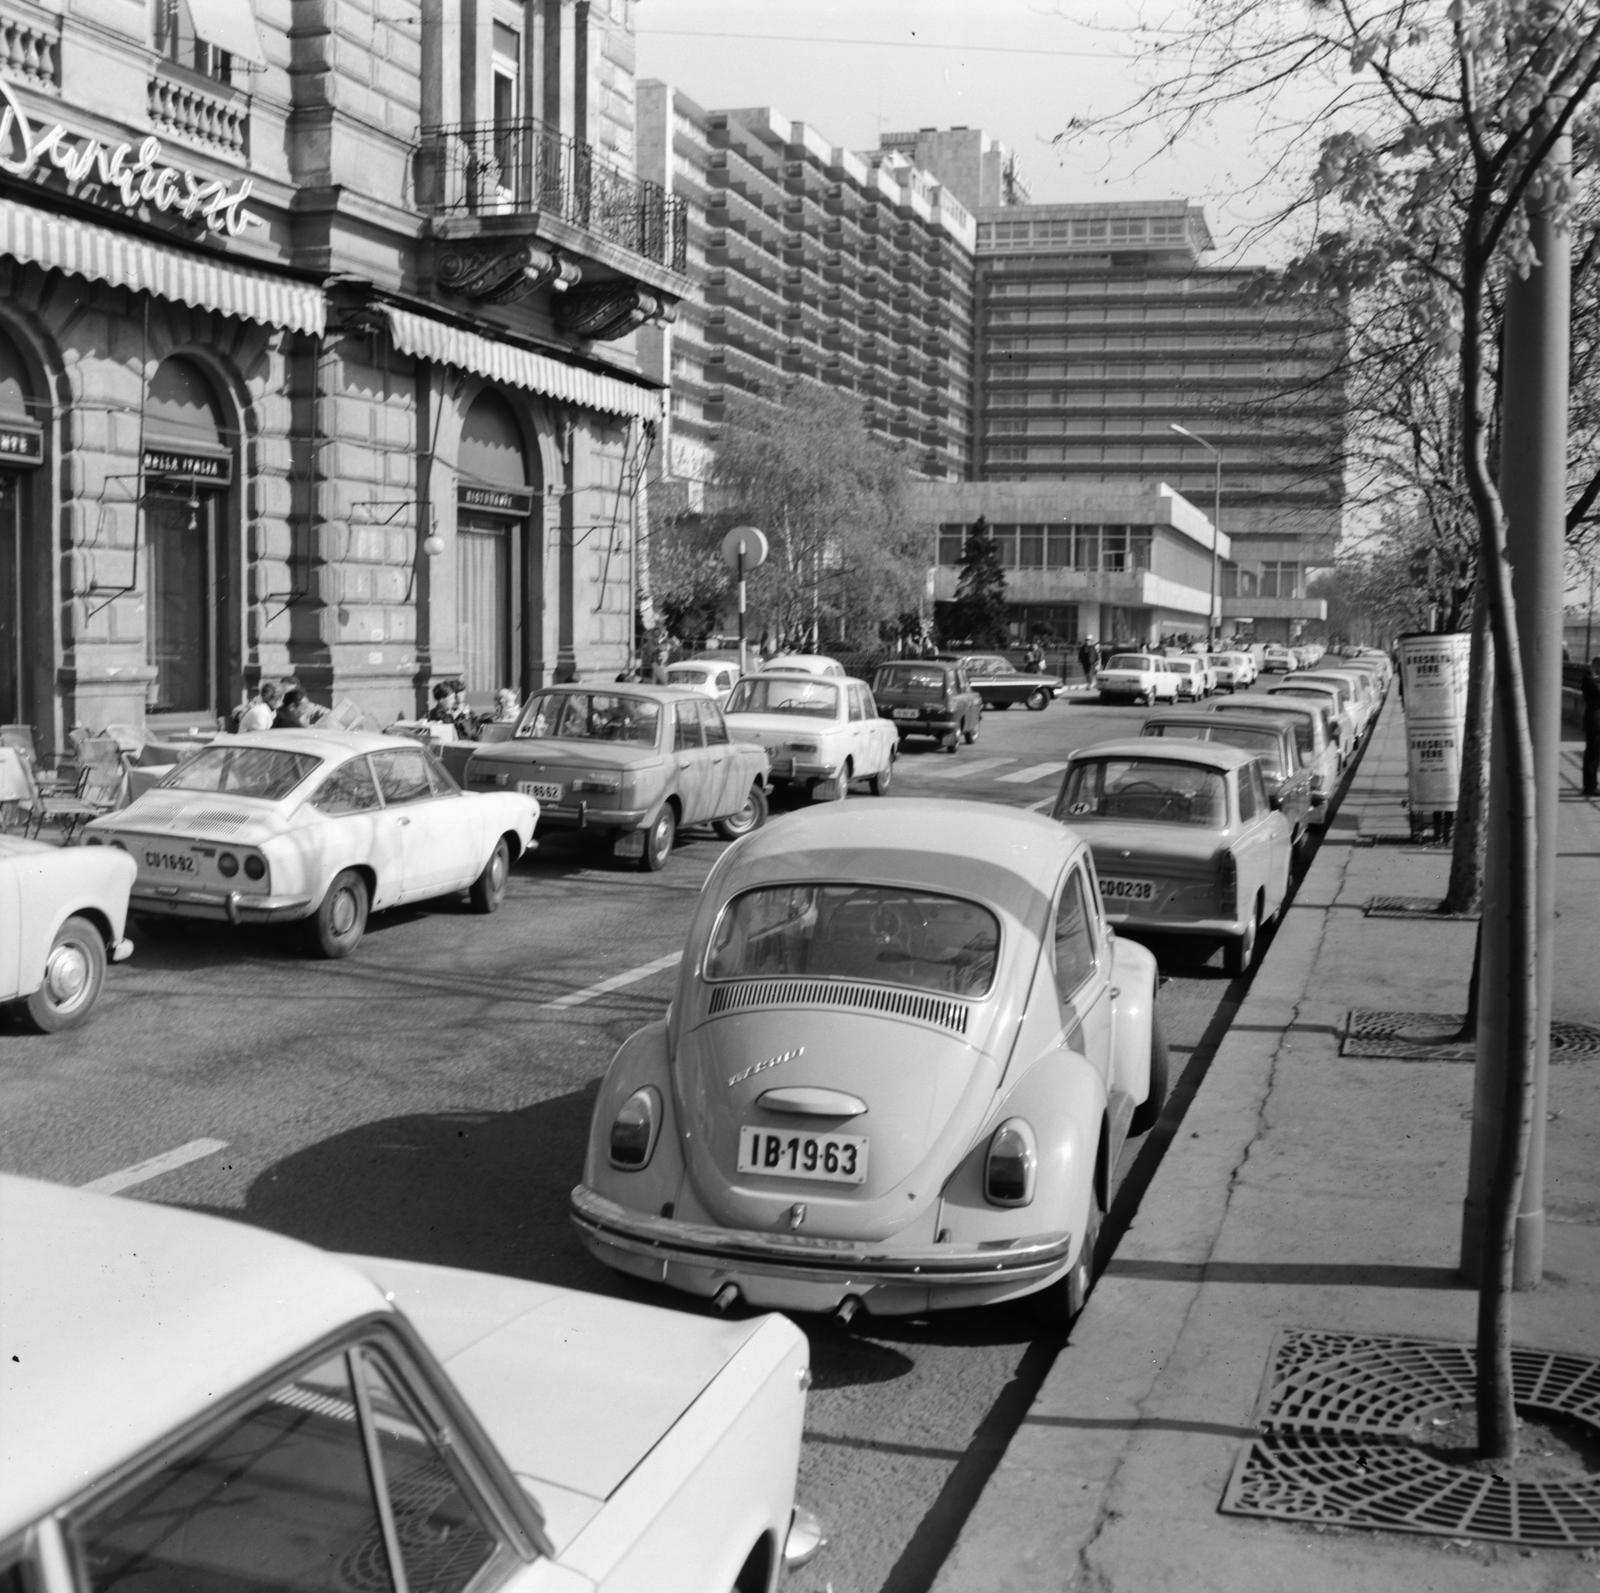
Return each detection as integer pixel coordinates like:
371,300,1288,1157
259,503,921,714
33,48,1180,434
0,198,325,335
382,305,662,422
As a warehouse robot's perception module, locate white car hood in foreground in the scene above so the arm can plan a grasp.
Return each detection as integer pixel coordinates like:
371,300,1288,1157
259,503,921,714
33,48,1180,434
351,1256,765,1552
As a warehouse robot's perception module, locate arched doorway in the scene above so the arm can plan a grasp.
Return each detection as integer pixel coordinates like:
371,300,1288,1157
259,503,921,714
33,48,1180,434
142,357,237,722
456,389,538,707
0,330,42,726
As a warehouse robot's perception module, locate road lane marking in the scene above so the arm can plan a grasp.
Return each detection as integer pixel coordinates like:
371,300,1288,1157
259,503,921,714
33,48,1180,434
921,757,1016,781
80,1138,230,1195
1026,796,1056,813
540,951,683,1011
997,760,1068,785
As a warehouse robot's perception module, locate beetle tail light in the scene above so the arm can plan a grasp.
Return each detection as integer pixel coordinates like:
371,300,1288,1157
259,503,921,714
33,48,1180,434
609,1087,661,1169
984,1119,1037,1207
1218,850,1238,917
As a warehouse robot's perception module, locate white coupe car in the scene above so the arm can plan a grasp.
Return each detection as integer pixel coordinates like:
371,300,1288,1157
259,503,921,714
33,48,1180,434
724,671,898,800
85,730,538,958
0,1175,822,1593
1,835,136,1031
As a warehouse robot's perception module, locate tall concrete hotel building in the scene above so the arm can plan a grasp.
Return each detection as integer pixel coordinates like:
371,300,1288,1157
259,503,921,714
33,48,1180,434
638,110,1341,647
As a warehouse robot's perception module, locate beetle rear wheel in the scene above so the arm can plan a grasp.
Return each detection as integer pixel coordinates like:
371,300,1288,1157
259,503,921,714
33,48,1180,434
1130,1002,1169,1135
1033,1186,1102,1332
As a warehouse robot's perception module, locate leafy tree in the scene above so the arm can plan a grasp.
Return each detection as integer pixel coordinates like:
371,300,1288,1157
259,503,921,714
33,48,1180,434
1097,0,1600,1465
708,388,929,648
943,518,1011,646
641,486,726,646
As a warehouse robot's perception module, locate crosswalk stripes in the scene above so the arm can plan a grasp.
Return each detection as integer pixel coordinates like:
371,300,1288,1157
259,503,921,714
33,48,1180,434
918,756,1016,781
996,760,1069,785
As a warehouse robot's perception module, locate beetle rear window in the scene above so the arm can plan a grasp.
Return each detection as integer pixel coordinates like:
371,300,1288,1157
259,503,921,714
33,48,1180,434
159,747,320,801
706,884,1000,997
1057,757,1227,827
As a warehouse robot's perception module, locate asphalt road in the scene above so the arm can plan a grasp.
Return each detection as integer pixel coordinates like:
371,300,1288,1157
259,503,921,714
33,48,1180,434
0,679,1329,1593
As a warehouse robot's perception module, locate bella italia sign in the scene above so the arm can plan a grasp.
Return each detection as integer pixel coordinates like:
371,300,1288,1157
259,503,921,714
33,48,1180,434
0,77,260,236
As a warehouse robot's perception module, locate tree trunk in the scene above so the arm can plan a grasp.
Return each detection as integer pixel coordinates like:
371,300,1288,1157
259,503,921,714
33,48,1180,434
1443,569,1492,917
1459,223,1539,1467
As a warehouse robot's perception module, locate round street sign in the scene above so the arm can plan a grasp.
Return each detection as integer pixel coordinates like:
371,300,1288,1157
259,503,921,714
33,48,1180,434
721,525,769,570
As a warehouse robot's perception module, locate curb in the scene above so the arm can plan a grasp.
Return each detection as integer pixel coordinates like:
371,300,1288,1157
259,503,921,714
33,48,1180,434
930,697,1398,1593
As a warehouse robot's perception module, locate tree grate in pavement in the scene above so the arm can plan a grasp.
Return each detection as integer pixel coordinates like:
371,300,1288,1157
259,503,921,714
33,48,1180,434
1363,895,1480,920
1220,1329,1600,1546
1341,1010,1600,1062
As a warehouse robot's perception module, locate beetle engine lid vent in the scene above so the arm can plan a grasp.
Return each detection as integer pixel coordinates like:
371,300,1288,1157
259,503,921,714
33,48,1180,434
708,979,971,1035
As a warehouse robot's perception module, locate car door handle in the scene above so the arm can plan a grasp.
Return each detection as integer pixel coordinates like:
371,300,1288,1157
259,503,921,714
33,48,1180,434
678,757,693,769
397,817,411,826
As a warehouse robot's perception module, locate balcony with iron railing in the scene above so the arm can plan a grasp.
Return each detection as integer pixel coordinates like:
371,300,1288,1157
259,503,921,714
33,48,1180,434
415,116,688,285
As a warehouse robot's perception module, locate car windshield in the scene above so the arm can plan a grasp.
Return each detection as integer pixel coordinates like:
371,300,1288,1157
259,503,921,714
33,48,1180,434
963,657,1008,676
875,665,947,692
1107,654,1153,671
515,691,661,745
1222,707,1314,757
726,678,840,719
1170,661,1195,674
158,746,321,801
1059,757,1228,827
706,884,1000,998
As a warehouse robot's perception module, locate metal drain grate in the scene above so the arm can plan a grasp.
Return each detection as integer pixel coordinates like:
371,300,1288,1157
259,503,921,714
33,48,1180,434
1341,1011,1600,1062
1364,895,1480,920
1220,1329,1600,1546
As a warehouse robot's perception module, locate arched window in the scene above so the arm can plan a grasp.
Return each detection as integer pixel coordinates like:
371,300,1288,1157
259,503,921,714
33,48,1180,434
456,389,534,705
144,357,236,720
0,329,41,725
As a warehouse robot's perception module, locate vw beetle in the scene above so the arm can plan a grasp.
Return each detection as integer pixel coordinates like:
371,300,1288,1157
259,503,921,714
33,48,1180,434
571,800,1167,1327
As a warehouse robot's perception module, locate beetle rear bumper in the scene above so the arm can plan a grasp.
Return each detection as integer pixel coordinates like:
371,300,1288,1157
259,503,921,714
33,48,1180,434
571,1185,1073,1315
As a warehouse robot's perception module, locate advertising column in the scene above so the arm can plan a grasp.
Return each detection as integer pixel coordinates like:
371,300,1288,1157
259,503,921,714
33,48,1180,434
1399,631,1472,840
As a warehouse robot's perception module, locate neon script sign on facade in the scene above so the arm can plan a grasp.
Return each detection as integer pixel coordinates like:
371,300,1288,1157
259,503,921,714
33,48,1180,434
0,78,259,235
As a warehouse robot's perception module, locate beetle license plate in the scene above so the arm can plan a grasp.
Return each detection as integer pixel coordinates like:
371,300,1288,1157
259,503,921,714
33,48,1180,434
519,781,562,801
1099,876,1155,902
737,1127,869,1184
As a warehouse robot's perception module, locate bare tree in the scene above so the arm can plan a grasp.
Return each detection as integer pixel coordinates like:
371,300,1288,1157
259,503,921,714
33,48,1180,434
1091,0,1600,1465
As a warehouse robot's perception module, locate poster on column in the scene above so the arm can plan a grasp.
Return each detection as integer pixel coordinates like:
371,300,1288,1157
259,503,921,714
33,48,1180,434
1399,631,1471,811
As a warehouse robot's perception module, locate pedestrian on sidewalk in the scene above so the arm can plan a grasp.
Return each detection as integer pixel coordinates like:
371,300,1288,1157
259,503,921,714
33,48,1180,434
1583,655,1600,796
1077,638,1097,686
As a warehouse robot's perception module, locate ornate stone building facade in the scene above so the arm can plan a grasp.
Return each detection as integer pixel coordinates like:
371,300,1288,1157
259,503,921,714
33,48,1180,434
0,0,682,753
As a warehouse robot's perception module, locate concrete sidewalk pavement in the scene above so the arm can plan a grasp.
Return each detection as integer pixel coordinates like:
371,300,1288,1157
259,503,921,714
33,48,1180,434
934,694,1600,1591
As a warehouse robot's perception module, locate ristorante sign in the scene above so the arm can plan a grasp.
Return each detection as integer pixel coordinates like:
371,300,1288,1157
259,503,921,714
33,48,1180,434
0,77,260,236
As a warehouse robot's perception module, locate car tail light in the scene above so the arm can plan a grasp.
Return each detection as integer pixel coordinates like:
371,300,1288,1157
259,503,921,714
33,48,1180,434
244,854,266,881
1218,851,1238,917
217,852,239,877
609,1087,661,1169
573,773,621,794
984,1119,1037,1207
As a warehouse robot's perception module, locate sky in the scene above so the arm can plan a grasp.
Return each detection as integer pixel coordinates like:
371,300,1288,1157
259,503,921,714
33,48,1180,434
633,0,1332,263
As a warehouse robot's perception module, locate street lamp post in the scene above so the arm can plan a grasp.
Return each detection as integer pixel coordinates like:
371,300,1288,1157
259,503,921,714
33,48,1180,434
1170,423,1222,648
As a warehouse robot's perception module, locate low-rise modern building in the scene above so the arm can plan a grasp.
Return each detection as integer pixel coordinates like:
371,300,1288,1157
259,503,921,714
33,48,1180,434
919,480,1228,646
635,84,978,497
970,198,1339,642
0,0,681,753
